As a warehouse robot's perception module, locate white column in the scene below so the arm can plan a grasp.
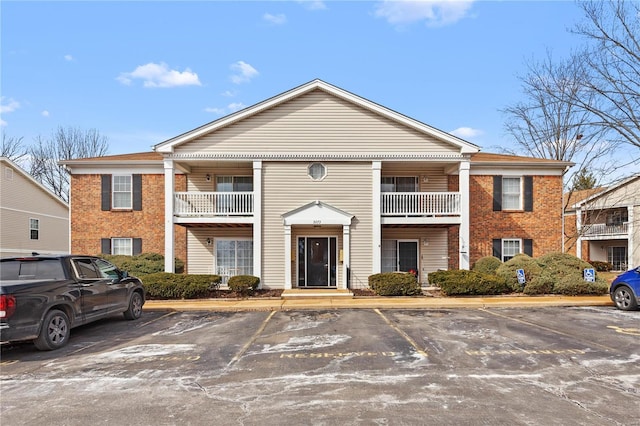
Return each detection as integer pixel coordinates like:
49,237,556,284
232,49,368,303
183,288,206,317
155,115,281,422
342,225,351,290
576,207,583,259
372,161,382,273
253,161,262,287
627,205,634,269
459,160,470,270
163,159,175,273
284,225,292,289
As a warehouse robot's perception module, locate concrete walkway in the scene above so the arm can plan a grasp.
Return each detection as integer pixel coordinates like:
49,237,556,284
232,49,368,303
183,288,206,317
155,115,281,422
144,295,614,312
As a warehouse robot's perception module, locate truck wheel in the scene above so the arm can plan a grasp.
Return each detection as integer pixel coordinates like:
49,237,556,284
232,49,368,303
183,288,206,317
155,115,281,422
123,292,143,320
34,310,70,351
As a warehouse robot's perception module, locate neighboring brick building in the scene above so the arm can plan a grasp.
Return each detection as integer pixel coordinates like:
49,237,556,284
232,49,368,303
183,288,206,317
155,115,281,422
62,80,572,290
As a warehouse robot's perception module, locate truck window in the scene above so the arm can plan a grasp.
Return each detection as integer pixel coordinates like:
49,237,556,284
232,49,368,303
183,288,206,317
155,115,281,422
94,259,120,280
73,258,100,279
0,259,66,280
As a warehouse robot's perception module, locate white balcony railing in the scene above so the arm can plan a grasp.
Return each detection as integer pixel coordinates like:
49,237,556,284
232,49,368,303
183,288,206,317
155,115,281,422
381,192,461,216
582,222,629,237
174,192,253,216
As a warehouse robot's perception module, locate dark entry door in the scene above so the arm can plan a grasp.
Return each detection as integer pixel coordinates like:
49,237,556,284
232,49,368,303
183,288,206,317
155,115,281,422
298,237,337,287
398,241,418,273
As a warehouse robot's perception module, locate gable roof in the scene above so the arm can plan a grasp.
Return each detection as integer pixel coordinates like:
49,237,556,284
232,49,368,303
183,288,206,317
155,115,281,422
571,173,640,208
0,157,69,209
154,79,480,155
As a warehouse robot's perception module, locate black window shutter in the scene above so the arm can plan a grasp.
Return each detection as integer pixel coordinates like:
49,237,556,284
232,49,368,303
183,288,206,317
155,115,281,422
524,176,533,212
493,176,502,211
524,239,533,256
492,239,502,259
133,238,142,255
132,174,142,211
101,238,111,255
101,175,111,211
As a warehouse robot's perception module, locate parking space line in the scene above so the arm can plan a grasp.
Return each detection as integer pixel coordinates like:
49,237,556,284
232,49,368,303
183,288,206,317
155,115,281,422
374,309,428,357
479,308,617,352
227,310,276,368
137,311,178,328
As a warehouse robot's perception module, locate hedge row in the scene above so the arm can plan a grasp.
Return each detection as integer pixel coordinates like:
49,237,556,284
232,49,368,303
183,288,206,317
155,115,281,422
141,273,221,299
102,253,185,276
368,272,422,296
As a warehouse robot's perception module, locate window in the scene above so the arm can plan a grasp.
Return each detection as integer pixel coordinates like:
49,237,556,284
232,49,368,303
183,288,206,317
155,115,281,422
381,239,418,273
606,210,628,226
502,178,521,210
607,246,627,271
493,238,533,262
308,163,327,181
112,238,133,255
502,239,521,262
381,177,418,192
29,218,39,240
493,176,533,212
94,258,120,280
112,175,132,209
216,239,253,284
216,176,253,192
5,167,13,180
73,258,100,279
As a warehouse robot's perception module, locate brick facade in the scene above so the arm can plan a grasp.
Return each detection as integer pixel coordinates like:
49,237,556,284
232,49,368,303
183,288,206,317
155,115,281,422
468,175,564,265
70,174,187,265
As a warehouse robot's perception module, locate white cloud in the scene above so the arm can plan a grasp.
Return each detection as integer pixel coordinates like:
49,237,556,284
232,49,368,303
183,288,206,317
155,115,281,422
41,110,50,117
450,126,483,139
0,119,6,127
263,13,287,25
221,90,237,97
64,54,74,61
374,0,475,27
117,62,202,88
298,1,326,10
230,61,259,84
1,97,20,114
205,102,247,116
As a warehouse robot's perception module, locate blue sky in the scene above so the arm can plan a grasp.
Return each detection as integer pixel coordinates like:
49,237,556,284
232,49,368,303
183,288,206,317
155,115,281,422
1,1,620,163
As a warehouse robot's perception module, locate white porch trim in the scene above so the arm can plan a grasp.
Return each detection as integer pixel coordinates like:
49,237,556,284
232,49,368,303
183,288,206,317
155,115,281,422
459,160,470,270
163,159,175,273
282,201,354,290
372,161,381,274
253,161,262,287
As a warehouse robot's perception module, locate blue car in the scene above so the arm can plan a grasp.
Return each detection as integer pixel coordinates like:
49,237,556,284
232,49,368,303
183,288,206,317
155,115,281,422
610,266,640,311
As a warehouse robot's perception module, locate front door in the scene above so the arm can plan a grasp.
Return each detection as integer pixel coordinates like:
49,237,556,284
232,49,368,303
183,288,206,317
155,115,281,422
398,241,418,273
298,237,337,287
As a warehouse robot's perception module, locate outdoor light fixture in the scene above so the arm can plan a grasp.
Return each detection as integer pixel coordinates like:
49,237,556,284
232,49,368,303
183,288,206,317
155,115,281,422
206,238,212,245
205,174,211,182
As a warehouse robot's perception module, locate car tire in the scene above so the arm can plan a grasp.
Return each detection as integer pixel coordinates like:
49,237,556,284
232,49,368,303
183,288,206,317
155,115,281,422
613,285,638,311
123,292,143,320
34,309,70,351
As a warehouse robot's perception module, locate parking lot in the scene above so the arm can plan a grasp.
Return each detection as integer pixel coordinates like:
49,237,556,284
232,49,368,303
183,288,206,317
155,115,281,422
1,306,639,425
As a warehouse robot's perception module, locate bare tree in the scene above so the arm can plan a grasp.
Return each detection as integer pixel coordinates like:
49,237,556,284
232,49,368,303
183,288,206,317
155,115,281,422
1,134,27,164
572,0,640,150
29,126,109,202
501,51,614,186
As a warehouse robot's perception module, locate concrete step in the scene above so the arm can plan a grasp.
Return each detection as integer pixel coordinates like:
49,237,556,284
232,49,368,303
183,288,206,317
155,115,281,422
281,289,354,299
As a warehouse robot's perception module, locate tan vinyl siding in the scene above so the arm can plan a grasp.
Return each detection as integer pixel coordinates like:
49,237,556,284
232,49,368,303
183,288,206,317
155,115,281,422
262,161,373,289
187,227,253,274
1,161,69,256
382,228,448,283
175,90,459,156
186,166,253,191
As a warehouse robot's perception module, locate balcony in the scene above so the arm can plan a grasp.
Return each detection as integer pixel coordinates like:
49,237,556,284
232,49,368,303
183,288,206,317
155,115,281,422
174,192,253,221
381,192,461,224
582,222,629,238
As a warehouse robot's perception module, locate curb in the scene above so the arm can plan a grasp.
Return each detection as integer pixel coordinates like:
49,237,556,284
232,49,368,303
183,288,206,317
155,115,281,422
143,295,614,312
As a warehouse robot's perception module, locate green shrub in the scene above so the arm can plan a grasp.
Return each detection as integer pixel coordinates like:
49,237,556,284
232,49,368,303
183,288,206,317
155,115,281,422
589,260,613,272
141,273,221,299
102,252,184,276
496,253,542,291
524,271,556,295
368,272,422,296
426,270,450,287
472,256,502,275
434,270,512,296
228,275,260,296
553,275,609,296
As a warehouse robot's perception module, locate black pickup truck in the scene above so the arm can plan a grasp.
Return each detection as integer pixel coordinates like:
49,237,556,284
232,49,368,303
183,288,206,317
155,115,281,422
0,255,145,350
